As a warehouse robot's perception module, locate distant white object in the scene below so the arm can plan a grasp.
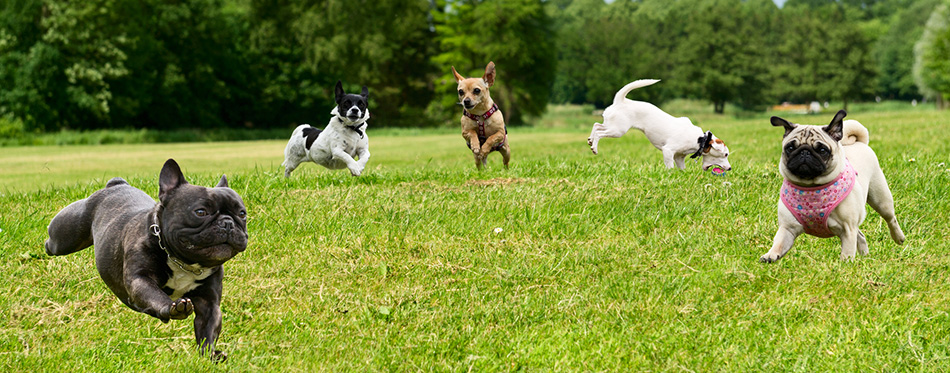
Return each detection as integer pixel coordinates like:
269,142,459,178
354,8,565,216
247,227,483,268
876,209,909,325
824,101,829,108
876,96,882,103
912,99,918,107
809,101,821,113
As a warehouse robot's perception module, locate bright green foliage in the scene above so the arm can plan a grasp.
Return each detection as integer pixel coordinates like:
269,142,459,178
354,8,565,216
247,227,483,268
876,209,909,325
432,0,556,125
915,1,950,104
673,0,777,113
876,0,940,99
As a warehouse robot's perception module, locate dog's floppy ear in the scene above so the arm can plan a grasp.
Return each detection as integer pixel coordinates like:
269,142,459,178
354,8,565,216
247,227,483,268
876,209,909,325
451,66,465,82
770,116,797,138
360,85,369,99
216,175,228,188
823,109,846,141
159,159,189,201
334,80,345,103
691,132,713,158
483,61,496,87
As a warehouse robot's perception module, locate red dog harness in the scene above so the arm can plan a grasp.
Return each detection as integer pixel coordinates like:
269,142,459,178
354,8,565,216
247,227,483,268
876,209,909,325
780,161,858,238
463,103,506,150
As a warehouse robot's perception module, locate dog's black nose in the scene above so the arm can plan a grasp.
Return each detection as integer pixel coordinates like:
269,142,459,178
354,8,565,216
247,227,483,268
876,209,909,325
219,218,234,232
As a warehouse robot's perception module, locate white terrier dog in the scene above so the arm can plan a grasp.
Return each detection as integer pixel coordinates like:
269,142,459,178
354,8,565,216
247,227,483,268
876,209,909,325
588,79,731,171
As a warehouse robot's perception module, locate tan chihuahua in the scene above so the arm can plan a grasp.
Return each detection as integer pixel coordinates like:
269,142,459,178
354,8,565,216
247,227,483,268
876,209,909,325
452,61,510,170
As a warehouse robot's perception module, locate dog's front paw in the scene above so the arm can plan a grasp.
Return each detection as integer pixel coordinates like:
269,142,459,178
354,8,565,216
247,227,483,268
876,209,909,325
759,253,782,263
349,167,362,177
210,350,227,363
168,298,194,319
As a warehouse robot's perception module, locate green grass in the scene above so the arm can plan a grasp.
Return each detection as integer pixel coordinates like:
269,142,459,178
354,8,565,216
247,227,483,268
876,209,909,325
2,105,950,370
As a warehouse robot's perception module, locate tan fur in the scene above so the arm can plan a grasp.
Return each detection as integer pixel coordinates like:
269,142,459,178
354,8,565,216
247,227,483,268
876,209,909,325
761,113,905,262
451,61,510,170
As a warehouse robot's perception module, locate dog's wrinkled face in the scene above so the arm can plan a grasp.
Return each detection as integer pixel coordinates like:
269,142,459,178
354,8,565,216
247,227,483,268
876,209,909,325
702,137,731,171
452,61,495,110
158,160,248,268
334,80,369,121
772,110,846,184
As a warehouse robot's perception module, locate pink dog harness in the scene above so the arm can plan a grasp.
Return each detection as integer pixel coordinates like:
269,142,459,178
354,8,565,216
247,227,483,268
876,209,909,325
463,103,507,150
780,161,857,238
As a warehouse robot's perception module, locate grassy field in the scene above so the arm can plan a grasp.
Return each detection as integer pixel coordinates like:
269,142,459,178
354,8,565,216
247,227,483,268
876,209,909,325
2,104,950,371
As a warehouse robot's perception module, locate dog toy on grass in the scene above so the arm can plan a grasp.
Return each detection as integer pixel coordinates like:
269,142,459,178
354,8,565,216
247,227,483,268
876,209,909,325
710,165,728,176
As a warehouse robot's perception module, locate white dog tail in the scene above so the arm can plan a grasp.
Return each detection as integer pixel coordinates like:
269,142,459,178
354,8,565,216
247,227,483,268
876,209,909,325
841,119,870,146
613,79,661,105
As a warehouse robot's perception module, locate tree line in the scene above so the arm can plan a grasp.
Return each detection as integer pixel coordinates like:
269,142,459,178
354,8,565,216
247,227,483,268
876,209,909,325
0,0,947,133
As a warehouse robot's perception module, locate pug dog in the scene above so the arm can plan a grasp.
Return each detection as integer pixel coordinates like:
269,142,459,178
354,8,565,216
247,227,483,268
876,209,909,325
45,159,248,361
760,110,905,262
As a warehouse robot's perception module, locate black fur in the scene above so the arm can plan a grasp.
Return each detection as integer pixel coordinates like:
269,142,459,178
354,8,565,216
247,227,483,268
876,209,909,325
302,126,322,150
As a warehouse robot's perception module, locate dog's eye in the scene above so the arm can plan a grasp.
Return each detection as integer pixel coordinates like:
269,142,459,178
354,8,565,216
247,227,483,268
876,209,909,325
238,210,247,219
816,144,829,154
358,102,365,109
195,208,209,217
473,88,481,95
458,89,464,96
784,143,795,153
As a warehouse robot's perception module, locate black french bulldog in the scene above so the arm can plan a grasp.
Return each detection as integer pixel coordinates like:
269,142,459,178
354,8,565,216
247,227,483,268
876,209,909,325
45,159,247,362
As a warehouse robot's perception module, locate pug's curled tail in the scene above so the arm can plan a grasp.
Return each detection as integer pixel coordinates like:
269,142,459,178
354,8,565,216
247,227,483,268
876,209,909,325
841,119,870,146
613,79,661,105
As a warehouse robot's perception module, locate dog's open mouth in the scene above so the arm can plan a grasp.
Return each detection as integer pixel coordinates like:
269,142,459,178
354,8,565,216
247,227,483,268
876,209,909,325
347,114,361,120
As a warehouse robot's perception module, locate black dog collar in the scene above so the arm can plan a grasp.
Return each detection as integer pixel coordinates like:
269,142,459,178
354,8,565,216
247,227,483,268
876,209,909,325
338,117,366,139
690,131,713,159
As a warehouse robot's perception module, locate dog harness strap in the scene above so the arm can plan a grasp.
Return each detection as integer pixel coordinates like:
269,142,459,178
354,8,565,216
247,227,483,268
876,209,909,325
780,161,858,238
464,103,499,138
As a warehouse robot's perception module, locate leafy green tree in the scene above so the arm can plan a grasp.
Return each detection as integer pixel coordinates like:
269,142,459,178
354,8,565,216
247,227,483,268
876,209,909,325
876,0,940,99
550,0,675,108
771,4,876,109
672,0,777,113
432,0,556,125
0,0,256,131
247,0,437,128
0,0,131,131
915,1,950,107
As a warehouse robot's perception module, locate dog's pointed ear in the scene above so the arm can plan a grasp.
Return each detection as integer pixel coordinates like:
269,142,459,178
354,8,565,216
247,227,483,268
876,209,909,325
771,116,797,137
483,61,496,87
823,109,846,141
159,159,189,201
216,175,228,188
361,85,369,98
334,80,345,103
451,66,464,82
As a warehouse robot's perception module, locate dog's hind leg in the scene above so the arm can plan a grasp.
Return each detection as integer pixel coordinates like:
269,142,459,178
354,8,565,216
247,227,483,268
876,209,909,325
45,199,95,256
588,122,628,155
282,158,301,178
500,144,511,169
866,173,905,245
856,229,869,256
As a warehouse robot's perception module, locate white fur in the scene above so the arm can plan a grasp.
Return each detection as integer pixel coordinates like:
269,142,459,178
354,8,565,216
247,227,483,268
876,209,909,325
282,106,371,177
164,258,213,300
588,79,731,171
